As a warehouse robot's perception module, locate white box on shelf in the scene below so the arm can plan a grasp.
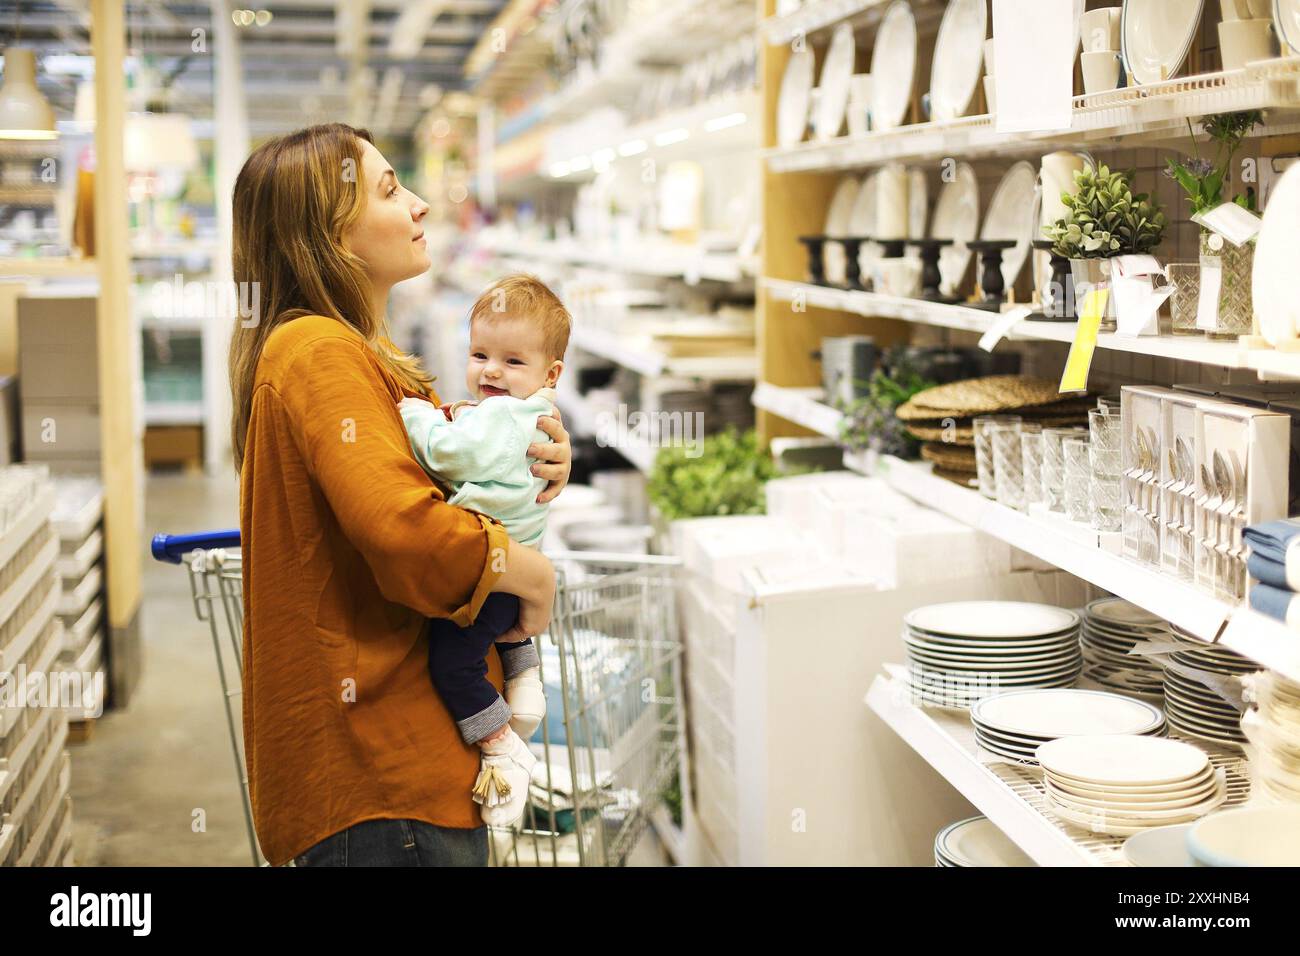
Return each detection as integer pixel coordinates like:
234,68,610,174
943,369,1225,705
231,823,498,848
764,469,869,524
844,507,1014,588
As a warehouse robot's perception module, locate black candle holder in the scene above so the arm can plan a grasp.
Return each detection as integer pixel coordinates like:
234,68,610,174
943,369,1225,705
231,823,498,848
876,237,907,259
1028,238,1076,322
839,236,874,290
907,238,957,303
966,239,1017,312
796,235,830,286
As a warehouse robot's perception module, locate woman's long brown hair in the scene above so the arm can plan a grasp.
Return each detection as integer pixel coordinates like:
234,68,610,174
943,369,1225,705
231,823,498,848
228,123,433,470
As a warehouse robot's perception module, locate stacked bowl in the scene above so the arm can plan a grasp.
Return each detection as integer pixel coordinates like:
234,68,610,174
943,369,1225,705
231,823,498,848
970,687,1166,763
1038,734,1227,837
933,816,1034,867
1079,597,1168,700
1164,628,1254,750
902,601,1082,708
1243,672,1300,804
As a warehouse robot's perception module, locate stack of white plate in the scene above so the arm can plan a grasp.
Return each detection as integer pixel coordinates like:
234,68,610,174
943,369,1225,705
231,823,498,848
903,601,1082,708
1164,628,1254,750
933,816,1034,867
1187,805,1300,866
1249,672,1300,804
1038,734,1226,837
1080,597,1168,699
970,688,1166,764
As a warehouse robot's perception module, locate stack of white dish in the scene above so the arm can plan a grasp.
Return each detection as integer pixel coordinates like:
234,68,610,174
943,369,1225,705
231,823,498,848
1187,805,1300,866
902,601,1082,708
970,688,1166,763
1079,597,1168,699
1164,628,1253,750
1244,672,1300,804
1038,734,1227,837
933,816,1034,867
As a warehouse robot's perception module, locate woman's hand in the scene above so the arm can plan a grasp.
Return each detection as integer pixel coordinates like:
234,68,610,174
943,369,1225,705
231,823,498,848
491,544,556,643
530,408,571,504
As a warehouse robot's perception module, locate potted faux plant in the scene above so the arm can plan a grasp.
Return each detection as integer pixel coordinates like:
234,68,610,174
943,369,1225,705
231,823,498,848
1165,110,1262,339
1044,162,1166,326
835,356,934,471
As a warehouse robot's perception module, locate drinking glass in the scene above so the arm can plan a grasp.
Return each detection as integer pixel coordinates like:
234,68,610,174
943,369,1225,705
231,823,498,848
974,414,1021,499
1166,262,1200,336
992,421,1026,510
1020,424,1045,508
1042,426,1086,513
1064,436,1093,523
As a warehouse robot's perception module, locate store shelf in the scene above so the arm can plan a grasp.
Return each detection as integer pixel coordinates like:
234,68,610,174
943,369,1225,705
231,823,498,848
0,485,55,572
763,278,1300,380
0,257,97,278
864,672,1251,867
573,325,757,380
144,400,205,427
130,239,219,259
750,382,842,438
764,59,1300,174
863,454,1300,683
481,236,755,284
0,538,58,632
763,0,889,45
0,580,58,675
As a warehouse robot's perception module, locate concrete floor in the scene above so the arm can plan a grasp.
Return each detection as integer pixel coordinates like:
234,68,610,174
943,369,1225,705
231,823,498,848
69,471,252,866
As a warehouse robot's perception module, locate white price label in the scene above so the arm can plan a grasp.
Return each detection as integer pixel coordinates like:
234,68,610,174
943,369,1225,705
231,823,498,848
1197,256,1222,332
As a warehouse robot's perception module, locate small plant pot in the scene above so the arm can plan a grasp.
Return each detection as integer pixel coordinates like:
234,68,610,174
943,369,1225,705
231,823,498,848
1069,257,1117,329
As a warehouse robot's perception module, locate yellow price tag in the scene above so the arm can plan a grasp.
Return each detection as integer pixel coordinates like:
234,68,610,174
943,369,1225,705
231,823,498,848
1059,288,1108,394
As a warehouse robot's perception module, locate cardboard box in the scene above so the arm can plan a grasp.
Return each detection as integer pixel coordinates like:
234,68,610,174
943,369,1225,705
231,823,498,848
143,425,203,467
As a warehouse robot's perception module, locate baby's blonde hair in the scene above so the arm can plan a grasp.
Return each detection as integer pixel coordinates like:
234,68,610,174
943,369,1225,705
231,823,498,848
470,274,571,361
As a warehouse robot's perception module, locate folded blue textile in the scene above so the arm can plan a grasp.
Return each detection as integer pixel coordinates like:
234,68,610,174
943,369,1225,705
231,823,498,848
1247,552,1290,590
1244,519,1300,590
1250,582,1300,627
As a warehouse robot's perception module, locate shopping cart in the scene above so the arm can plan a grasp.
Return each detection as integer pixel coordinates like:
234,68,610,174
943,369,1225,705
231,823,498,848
152,530,688,868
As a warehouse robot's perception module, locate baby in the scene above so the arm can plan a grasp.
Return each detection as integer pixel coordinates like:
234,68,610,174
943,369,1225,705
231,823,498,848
398,274,569,828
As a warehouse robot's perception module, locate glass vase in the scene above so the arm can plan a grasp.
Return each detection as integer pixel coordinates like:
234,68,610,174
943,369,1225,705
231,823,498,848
1199,230,1254,340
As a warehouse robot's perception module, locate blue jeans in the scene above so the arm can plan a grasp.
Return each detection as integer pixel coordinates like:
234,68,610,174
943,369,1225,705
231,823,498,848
293,818,488,867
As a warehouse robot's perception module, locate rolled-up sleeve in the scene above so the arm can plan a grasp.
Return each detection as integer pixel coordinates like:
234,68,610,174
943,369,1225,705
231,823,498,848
271,335,510,626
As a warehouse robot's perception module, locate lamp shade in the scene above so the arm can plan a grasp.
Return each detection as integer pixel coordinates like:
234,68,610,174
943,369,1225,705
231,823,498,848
0,48,57,140
124,112,199,172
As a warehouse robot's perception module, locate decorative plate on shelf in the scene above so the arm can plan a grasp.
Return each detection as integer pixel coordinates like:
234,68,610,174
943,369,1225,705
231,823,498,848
929,0,987,122
870,1,918,132
930,161,979,296
1279,0,1300,55
980,161,1039,292
1120,0,1204,86
813,23,857,141
823,176,861,286
777,47,815,148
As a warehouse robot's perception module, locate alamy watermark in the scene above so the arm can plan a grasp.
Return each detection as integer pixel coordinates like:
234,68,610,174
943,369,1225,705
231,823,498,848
149,274,261,328
0,664,104,718
594,404,704,459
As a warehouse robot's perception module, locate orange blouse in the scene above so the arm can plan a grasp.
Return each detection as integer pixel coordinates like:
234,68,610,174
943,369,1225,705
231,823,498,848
238,314,511,865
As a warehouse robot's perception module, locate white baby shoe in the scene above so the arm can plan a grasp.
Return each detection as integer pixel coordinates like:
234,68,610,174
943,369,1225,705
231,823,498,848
505,666,546,739
472,727,537,828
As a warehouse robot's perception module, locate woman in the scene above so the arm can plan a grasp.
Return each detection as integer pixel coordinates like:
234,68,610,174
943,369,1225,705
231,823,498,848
228,124,569,867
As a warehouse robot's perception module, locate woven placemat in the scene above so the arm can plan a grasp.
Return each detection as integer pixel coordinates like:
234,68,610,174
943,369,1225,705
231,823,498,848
921,442,977,470
905,412,1090,443
898,375,1092,420
897,396,1095,422
933,467,979,488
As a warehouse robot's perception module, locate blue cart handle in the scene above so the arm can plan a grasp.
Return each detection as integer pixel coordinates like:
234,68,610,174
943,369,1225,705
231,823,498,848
151,529,242,564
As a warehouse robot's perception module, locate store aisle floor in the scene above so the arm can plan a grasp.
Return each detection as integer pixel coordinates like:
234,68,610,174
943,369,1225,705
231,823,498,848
70,471,249,866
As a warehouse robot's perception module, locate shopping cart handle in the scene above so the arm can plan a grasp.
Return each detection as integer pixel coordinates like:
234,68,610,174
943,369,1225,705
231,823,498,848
151,529,242,564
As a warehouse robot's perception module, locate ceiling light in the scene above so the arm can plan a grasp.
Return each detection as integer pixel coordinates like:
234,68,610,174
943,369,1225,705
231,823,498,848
591,147,616,165
653,127,689,147
703,112,747,133
255,10,272,26
617,139,647,157
448,184,468,203
124,114,199,172
0,49,58,141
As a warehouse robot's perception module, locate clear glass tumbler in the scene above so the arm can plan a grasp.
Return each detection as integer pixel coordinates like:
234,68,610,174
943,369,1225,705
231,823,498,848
1166,261,1200,336
1088,407,1122,478
1042,426,1086,513
1064,436,1093,523
1020,424,1045,508
974,414,1021,499
992,421,1026,510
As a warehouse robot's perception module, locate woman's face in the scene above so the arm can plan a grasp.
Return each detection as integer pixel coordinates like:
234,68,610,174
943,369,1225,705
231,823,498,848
344,138,431,288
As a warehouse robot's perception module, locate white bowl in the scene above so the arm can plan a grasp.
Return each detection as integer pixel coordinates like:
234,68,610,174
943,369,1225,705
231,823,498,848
1187,805,1300,866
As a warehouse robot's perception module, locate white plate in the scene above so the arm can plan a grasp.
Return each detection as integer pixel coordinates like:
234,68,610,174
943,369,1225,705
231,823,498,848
848,171,882,278
1121,0,1205,86
814,23,856,141
1036,733,1208,785
870,1,917,132
911,633,1081,655
1123,824,1194,866
930,161,979,296
909,662,1082,685
972,688,1165,739
1188,805,1300,866
906,646,1082,671
1047,764,1216,798
1044,776,1220,812
1254,160,1300,346
929,0,987,121
1086,597,1167,628
935,816,1034,867
1280,0,1300,55
979,161,1039,290
1047,785,1224,836
823,176,861,285
905,601,1079,639
777,48,815,148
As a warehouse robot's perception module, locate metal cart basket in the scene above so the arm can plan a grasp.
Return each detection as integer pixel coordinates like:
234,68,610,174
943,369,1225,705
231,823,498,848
152,531,687,868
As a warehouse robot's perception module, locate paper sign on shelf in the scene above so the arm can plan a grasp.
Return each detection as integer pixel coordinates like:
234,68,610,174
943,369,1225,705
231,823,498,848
991,0,1080,133
1197,255,1223,331
1111,256,1172,337
978,305,1033,352
1060,288,1107,393
1192,202,1263,247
